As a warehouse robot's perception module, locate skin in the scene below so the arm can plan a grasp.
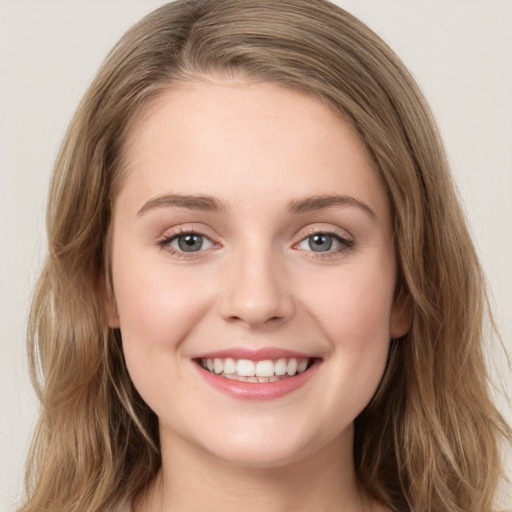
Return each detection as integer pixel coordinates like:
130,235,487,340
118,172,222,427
109,80,408,511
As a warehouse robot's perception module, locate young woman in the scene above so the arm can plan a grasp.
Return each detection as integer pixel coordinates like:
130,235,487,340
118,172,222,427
19,1,510,511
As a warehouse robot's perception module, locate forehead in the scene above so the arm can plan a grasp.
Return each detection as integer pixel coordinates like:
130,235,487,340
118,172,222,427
116,81,389,219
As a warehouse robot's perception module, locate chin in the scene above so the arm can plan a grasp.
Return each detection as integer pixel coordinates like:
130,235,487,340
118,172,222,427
209,443,311,469
193,423,340,470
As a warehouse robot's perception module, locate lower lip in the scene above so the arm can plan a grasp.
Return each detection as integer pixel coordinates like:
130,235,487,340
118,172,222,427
195,361,320,400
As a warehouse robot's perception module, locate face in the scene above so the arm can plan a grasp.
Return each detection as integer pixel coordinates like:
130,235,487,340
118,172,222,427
109,81,409,469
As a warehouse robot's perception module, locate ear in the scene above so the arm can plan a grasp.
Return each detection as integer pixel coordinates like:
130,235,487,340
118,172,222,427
99,271,120,329
389,287,412,339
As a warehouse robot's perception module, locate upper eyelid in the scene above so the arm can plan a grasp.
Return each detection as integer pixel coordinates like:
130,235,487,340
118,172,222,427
157,230,218,259
161,231,216,246
296,232,352,249
293,226,355,255
298,225,353,242
156,224,354,247
159,224,218,240
170,232,214,251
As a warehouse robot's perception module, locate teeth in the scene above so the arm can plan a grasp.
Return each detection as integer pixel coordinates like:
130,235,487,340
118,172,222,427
274,358,287,376
287,359,298,376
224,374,280,383
236,359,255,377
224,357,236,374
213,358,223,374
201,357,311,380
255,360,274,377
297,359,308,373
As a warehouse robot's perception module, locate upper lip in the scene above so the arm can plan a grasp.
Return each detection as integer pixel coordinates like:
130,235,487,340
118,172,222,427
191,347,319,361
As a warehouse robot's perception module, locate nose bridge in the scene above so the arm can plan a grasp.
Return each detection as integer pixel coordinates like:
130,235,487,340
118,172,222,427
220,240,294,326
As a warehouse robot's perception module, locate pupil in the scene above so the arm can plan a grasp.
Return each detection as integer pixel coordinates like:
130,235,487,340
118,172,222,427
310,234,332,252
178,234,202,252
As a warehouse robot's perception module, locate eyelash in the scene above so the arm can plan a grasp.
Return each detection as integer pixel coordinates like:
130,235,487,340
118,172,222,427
157,227,218,260
295,228,354,259
156,227,354,259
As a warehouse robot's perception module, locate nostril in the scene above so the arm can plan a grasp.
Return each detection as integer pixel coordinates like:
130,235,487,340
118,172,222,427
220,297,295,327
218,264,295,326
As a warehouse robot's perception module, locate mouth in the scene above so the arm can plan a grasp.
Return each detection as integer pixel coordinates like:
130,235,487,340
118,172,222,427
198,357,315,383
192,350,321,399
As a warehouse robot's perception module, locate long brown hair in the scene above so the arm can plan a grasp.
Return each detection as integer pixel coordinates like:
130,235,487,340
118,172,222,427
20,1,510,511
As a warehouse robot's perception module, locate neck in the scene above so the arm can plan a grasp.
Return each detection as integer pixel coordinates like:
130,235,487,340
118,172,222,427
136,427,379,512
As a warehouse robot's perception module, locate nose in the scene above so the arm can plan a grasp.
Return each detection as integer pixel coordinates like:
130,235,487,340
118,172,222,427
219,249,295,328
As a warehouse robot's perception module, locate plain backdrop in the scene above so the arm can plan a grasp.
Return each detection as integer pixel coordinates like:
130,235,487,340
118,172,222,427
1,1,511,509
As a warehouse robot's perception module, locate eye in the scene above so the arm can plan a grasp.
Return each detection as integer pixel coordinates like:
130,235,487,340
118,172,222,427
296,231,353,253
161,232,214,253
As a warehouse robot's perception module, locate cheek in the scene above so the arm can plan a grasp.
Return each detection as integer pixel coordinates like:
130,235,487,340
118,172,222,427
309,267,395,415
112,254,214,355
305,263,396,348
112,257,217,413
303,258,395,390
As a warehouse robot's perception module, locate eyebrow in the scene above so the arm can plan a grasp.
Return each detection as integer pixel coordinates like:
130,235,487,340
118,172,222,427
137,193,225,216
286,195,376,219
137,193,375,219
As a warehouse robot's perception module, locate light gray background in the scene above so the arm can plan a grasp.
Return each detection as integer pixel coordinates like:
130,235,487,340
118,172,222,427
1,1,511,508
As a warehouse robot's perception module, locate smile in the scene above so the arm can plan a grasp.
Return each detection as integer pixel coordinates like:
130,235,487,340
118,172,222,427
193,350,321,400
200,357,311,382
